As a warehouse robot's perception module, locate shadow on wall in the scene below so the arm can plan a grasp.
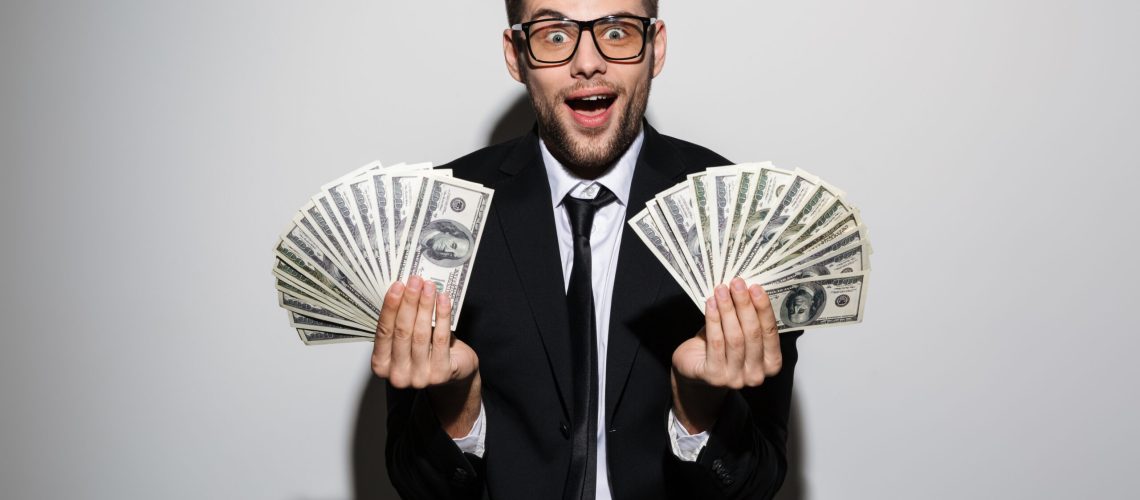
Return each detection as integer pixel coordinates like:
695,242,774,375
775,391,806,500
350,93,806,499
352,374,397,500
487,91,536,146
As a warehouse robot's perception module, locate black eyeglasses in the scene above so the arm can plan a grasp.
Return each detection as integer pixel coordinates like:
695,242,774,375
511,15,657,64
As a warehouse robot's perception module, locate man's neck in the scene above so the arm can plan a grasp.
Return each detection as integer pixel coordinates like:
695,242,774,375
538,128,646,182
539,129,644,209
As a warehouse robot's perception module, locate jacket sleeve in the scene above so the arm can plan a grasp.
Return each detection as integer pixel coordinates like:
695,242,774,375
667,331,802,499
385,385,486,499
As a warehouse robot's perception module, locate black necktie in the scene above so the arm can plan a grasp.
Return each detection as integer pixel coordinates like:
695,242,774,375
562,186,617,500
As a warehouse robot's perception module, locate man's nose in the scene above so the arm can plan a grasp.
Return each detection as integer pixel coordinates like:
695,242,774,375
569,30,607,79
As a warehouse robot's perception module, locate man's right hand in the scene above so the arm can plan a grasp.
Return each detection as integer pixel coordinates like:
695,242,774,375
372,275,481,438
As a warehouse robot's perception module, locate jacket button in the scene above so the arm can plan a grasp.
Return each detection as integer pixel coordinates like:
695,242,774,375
559,422,570,439
711,459,733,485
452,467,470,483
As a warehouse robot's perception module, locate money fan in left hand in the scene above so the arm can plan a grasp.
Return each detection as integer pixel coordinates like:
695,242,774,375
272,161,494,345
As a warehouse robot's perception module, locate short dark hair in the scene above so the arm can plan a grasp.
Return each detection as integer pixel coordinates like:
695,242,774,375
504,0,659,25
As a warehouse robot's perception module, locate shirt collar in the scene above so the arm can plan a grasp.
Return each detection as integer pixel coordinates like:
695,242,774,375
540,127,644,208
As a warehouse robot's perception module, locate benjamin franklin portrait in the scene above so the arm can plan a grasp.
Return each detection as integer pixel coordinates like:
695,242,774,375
418,219,474,267
779,282,827,327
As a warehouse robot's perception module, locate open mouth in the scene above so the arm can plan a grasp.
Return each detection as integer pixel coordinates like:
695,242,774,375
564,90,618,128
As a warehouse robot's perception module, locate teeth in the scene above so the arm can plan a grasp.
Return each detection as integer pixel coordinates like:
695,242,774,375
579,95,610,102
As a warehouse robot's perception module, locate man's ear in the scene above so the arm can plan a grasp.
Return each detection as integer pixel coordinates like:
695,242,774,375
650,20,667,79
503,29,525,83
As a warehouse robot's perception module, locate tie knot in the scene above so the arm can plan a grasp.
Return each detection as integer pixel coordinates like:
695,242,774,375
563,186,617,240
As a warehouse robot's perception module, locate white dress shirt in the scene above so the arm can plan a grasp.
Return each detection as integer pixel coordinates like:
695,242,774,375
452,129,710,497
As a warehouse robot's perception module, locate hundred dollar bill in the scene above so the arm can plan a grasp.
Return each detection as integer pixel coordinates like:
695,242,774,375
746,181,844,275
655,182,711,292
347,174,389,286
369,171,397,281
279,218,378,314
628,207,702,307
725,166,796,277
301,201,376,302
288,311,372,337
751,239,869,286
766,197,852,266
764,272,869,332
720,163,765,282
278,292,372,332
756,211,863,277
400,176,494,330
707,166,741,284
296,328,373,346
388,165,439,270
733,172,819,278
649,199,706,300
750,225,870,280
275,276,364,327
320,183,382,298
687,172,717,289
274,237,379,320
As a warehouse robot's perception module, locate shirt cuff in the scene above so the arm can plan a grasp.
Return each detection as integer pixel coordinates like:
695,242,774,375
451,402,486,458
667,408,711,462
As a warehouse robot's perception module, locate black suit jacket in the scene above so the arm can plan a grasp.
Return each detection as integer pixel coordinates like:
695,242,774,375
385,124,801,500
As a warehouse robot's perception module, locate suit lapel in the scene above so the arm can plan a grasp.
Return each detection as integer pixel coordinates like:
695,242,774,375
492,132,573,419
605,124,691,424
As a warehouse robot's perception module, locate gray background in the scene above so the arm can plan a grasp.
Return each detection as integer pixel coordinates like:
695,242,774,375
2,0,1138,498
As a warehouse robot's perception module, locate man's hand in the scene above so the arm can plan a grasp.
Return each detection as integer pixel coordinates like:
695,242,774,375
671,277,783,434
372,275,481,438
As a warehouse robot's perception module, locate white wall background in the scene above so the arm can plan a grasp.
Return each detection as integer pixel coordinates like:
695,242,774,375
2,1,1138,498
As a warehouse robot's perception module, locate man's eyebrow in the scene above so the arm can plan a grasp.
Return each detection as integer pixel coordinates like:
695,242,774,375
525,9,644,22
527,8,568,21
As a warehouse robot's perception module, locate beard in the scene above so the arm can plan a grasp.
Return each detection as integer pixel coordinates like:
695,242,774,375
526,72,651,178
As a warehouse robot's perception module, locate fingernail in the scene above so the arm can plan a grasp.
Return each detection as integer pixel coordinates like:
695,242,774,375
407,276,422,291
750,285,763,298
732,280,745,292
390,282,404,295
715,286,729,301
422,281,434,296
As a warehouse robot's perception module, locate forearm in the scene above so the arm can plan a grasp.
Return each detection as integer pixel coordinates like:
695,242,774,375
667,332,802,499
386,384,486,499
427,372,483,439
671,368,728,434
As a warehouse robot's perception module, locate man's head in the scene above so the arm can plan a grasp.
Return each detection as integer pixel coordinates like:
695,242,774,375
503,0,666,178
504,0,657,26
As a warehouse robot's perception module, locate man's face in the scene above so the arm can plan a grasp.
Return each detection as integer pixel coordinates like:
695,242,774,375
504,0,667,175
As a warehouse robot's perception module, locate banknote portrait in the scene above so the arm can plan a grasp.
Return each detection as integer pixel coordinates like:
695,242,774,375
418,219,474,267
780,282,827,327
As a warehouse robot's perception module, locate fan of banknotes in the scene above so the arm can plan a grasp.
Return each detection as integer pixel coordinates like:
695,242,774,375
628,162,870,333
273,162,494,345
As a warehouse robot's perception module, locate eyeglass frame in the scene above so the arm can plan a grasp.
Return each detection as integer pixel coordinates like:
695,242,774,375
510,15,659,64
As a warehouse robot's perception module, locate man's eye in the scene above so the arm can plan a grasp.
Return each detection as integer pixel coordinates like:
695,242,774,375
602,28,627,40
545,31,570,44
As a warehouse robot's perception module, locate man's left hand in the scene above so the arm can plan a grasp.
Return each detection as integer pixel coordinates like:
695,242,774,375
670,277,783,434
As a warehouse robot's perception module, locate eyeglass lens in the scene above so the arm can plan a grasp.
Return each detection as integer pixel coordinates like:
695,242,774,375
528,17,648,62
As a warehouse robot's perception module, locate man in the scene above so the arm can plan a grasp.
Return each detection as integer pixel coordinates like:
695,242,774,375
371,1,801,498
